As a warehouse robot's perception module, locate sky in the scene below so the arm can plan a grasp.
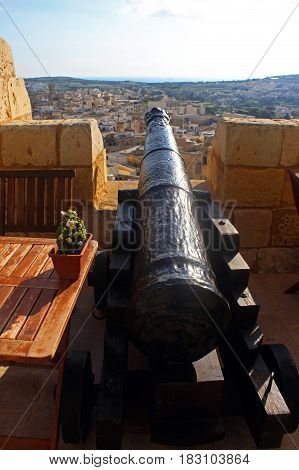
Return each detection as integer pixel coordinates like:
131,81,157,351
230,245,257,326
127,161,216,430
0,0,298,81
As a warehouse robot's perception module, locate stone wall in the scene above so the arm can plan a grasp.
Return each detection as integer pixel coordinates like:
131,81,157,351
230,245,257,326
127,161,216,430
0,118,136,209
207,117,299,273
0,118,104,201
0,37,32,122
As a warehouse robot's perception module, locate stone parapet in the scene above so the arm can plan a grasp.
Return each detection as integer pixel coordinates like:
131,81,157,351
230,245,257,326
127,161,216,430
0,118,107,203
233,209,272,248
212,117,299,168
0,117,136,209
209,163,285,207
207,117,299,273
0,38,32,122
0,120,58,167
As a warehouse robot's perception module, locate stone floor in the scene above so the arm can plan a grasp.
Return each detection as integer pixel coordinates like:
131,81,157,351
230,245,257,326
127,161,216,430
0,273,298,450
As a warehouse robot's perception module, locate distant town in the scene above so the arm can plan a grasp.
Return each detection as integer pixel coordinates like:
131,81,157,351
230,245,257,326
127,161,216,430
25,74,299,182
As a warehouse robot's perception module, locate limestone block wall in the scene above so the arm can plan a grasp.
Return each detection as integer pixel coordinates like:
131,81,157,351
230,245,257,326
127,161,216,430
0,119,104,200
0,38,32,122
207,117,299,273
0,117,137,208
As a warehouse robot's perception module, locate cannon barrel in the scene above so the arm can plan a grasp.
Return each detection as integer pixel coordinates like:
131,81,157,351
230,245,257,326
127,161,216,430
129,108,230,363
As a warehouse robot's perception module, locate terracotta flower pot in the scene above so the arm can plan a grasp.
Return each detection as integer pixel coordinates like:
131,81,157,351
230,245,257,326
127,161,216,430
49,233,93,280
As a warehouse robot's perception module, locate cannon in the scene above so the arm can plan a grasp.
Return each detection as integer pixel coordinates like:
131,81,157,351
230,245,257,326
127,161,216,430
129,108,230,363
89,108,298,450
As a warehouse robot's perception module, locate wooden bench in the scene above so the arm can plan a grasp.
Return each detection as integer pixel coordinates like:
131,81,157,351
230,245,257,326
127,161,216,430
0,169,76,236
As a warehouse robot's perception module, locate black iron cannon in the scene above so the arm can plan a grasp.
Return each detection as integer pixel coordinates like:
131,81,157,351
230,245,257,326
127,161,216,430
89,108,298,450
129,108,230,363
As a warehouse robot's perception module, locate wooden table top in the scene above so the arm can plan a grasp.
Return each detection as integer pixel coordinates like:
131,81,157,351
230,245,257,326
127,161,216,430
0,236,98,362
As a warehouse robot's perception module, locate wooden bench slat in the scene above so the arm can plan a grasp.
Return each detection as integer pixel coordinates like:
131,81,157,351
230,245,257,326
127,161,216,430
0,276,67,290
68,177,73,209
0,287,42,339
0,244,32,277
16,178,26,226
0,243,21,271
0,286,14,309
0,236,54,244
0,243,10,258
47,178,55,226
25,245,52,277
0,286,27,333
56,178,66,214
12,244,44,278
37,178,46,227
26,177,36,226
7,178,15,226
18,289,57,341
39,257,54,279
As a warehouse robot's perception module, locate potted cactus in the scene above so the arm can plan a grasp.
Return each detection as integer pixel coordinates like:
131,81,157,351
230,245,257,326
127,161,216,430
50,210,92,279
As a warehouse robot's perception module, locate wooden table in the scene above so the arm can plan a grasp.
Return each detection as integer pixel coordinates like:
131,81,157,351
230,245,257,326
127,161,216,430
0,236,98,449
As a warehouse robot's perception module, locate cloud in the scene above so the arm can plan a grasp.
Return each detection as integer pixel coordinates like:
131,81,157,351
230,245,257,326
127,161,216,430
122,0,202,18
152,9,177,18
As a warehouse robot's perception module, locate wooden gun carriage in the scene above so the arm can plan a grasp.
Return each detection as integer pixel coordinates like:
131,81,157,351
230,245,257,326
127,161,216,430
85,108,298,450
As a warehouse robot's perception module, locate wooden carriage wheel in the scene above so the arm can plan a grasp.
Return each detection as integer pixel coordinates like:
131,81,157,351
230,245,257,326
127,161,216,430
60,351,94,444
